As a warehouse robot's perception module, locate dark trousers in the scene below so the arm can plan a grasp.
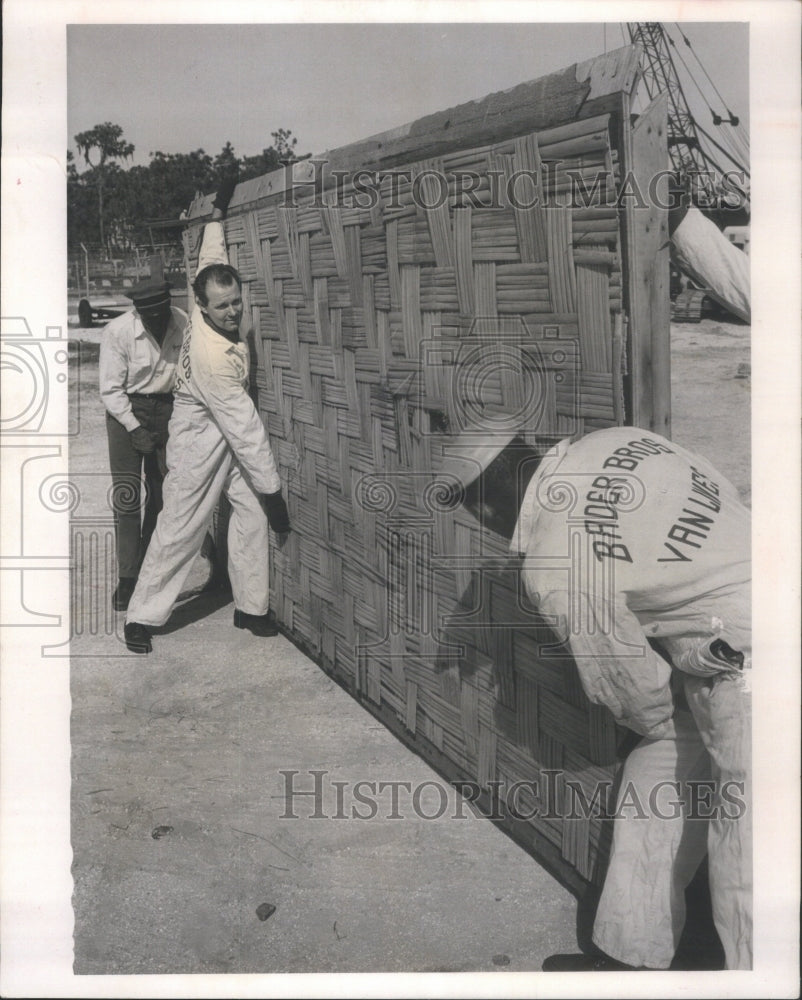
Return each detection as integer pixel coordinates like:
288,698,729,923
106,394,173,579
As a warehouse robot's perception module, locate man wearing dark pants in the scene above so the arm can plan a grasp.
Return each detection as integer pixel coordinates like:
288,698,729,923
99,281,187,610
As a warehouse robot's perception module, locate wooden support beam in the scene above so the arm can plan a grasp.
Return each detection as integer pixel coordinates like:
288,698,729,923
626,93,671,435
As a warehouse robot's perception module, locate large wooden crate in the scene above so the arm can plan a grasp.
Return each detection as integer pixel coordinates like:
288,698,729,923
185,45,669,890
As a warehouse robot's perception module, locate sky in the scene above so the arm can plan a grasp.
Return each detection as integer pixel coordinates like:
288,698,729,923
67,21,750,170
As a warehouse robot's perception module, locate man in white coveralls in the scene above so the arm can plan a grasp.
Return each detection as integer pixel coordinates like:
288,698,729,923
436,424,751,971
125,179,290,654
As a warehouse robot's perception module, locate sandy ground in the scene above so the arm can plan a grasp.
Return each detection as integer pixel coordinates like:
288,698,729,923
669,319,751,506
68,315,749,975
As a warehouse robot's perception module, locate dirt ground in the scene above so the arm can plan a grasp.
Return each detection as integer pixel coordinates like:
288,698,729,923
669,318,751,506
68,315,750,975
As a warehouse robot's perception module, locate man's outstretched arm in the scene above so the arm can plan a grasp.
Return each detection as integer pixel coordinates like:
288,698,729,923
196,176,238,272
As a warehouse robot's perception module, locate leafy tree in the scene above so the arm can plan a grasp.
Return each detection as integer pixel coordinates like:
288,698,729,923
74,122,135,245
273,128,298,160
141,149,216,220
67,150,100,248
213,141,239,179
67,126,306,252
239,129,299,181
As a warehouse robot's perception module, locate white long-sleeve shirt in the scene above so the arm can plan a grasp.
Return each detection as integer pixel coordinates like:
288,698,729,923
99,306,187,431
172,222,282,495
511,427,751,739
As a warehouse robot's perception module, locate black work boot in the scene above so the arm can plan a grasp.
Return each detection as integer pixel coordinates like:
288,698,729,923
124,622,152,654
112,577,137,612
233,609,279,637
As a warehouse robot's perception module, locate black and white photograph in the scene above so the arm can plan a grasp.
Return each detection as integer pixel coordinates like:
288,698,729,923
1,1,799,997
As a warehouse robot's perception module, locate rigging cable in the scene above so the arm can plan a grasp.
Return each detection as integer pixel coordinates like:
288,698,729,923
672,22,751,148
663,25,749,171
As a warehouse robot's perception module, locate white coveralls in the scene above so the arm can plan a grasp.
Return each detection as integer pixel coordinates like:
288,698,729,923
671,206,751,324
126,223,282,626
511,427,751,969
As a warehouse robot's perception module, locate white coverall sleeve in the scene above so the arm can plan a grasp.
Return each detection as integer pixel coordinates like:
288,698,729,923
196,221,228,273
537,587,676,740
196,355,282,495
99,325,139,431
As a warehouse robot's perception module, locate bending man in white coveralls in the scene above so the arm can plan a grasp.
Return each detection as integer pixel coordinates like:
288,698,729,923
125,182,290,654
438,426,751,971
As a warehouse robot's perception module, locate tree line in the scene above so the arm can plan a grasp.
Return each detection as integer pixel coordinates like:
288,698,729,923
68,122,303,251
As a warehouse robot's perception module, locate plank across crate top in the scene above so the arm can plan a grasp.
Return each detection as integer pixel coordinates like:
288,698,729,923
195,114,624,434
185,44,669,889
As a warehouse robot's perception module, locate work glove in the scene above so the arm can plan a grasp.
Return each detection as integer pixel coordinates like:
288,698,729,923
130,426,157,454
261,491,291,534
212,175,238,215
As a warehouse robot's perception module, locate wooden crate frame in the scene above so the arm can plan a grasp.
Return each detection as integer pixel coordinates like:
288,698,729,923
185,44,669,889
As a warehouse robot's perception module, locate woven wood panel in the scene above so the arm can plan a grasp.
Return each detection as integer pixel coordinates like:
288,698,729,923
187,111,629,885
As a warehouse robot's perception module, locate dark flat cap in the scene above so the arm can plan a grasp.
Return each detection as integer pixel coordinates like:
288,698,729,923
128,280,173,309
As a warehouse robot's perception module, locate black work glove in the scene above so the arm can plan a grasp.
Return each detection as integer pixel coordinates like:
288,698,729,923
130,426,157,454
261,491,291,534
212,175,238,214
